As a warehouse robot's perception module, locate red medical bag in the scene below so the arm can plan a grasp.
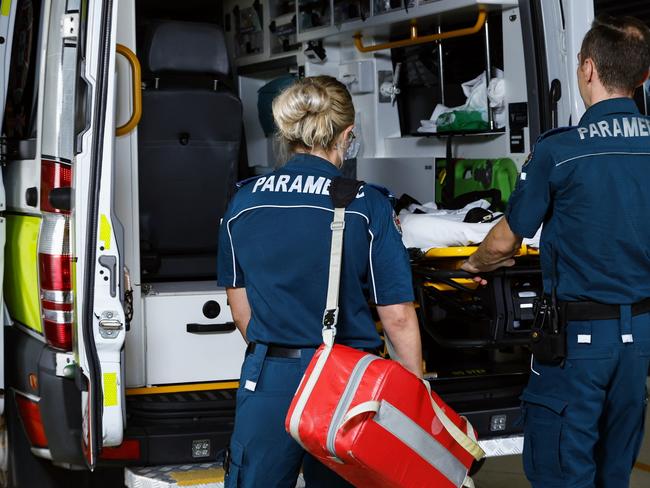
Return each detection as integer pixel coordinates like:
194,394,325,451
285,343,484,488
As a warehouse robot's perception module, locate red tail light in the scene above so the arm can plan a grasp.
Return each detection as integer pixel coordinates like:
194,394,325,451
15,393,48,448
39,254,73,290
39,160,74,351
40,160,72,214
99,439,142,461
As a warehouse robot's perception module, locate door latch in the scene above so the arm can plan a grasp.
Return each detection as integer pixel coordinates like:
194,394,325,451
99,311,123,339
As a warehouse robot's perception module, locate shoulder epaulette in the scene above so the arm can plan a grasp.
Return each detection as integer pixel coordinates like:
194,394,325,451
536,126,575,143
236,175,265,189
364,183,396,201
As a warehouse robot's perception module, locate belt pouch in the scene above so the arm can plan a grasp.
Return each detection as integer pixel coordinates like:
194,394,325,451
530,296,566,366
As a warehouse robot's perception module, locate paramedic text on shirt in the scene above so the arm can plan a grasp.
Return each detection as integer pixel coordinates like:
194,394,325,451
462,15,650,488
217,76,422,488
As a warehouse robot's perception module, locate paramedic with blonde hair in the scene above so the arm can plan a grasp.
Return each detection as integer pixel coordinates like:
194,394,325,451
462,15,650,488
217,75,422,488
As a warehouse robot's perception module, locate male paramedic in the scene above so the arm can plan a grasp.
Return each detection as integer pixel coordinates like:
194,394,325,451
462,15,650,488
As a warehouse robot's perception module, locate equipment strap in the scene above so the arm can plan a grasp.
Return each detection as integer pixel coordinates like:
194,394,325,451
321,178,364,347
289,178,363,443
422,380,485,461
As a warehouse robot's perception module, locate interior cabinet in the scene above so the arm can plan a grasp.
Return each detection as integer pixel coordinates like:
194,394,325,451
225,0,518,67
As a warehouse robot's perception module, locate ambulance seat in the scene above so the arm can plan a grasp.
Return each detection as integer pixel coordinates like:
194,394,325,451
138,21,242,281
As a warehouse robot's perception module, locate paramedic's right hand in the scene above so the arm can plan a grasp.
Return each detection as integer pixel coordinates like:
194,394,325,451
460,258,488,286
461,219,521,281
461,256,516,285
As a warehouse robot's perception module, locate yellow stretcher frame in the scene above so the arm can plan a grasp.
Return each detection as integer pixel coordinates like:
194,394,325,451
424,244,540,259
421,245,539,291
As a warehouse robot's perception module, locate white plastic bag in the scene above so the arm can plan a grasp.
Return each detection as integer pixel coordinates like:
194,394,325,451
418,69,506,132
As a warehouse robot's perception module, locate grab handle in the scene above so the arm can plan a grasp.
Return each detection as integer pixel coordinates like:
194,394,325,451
116,44,142,136
186,323,236,334
353,9,487,53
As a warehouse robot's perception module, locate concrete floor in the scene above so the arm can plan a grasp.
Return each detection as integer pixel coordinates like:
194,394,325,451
473,406,650,488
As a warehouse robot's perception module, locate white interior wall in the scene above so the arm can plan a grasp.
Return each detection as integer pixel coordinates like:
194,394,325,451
560,0,594,123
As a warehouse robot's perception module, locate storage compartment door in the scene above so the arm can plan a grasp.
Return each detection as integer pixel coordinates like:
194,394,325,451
144,290,246,385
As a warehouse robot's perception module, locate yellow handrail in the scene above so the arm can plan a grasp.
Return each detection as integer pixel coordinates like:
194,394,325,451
353,8,487,53
116,44,142,137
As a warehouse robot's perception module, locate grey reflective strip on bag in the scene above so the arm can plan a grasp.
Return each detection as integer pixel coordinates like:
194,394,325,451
326,354,379,460
374,401,468,488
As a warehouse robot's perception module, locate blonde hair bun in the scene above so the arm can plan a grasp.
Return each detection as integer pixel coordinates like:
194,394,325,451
272,76,354,152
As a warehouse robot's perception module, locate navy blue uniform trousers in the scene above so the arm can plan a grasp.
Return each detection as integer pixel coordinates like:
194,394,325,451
523,310,650,488
225,344,353,488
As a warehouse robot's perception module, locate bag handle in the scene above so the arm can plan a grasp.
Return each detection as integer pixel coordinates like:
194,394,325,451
337,387,484,462
422,380,485,461
322,177,364,347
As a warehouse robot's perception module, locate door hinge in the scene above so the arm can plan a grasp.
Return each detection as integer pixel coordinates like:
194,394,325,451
62,13,79,41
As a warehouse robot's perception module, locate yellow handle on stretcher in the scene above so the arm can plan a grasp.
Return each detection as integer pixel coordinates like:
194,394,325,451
424,280,479,292
424,244,539,259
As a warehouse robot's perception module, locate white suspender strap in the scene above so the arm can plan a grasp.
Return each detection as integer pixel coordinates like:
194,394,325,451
322,207,346,347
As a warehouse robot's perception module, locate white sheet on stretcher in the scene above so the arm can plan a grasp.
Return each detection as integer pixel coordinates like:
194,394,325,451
399,200,541,251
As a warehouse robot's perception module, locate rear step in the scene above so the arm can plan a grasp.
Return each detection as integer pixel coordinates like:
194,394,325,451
125,463,306,488
103,389,237,467
127,389,236,425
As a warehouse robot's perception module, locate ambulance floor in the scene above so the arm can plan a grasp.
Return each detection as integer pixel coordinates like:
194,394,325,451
473,398,650,488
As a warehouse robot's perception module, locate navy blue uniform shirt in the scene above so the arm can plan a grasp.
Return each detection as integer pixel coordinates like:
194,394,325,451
507,98,650,303
217,153,414,349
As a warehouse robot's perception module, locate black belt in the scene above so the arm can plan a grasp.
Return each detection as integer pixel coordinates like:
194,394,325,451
246,342,379,358
246,342,303,358
561,298,650,321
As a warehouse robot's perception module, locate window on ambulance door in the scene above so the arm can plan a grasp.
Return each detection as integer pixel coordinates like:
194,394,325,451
3,0,42,152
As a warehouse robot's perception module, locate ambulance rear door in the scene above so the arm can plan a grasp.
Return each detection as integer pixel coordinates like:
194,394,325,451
74,0,127,469
520,0,593,135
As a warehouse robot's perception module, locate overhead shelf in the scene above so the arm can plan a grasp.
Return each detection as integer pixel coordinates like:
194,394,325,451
296,0,519,44
411,128,507,138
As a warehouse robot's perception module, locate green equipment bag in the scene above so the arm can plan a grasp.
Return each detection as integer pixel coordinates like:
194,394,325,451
436,110,490,132
435,158,518,211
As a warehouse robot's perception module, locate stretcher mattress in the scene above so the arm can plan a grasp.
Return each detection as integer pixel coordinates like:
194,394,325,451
399,200,541,251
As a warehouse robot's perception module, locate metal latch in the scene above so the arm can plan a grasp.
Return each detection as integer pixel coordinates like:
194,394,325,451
99,311,123,339
62,13,79,40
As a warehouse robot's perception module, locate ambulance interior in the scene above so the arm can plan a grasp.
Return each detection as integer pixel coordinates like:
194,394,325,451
114,0,650,444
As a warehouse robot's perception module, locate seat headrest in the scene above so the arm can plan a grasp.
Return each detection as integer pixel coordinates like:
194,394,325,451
148,21,229,76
